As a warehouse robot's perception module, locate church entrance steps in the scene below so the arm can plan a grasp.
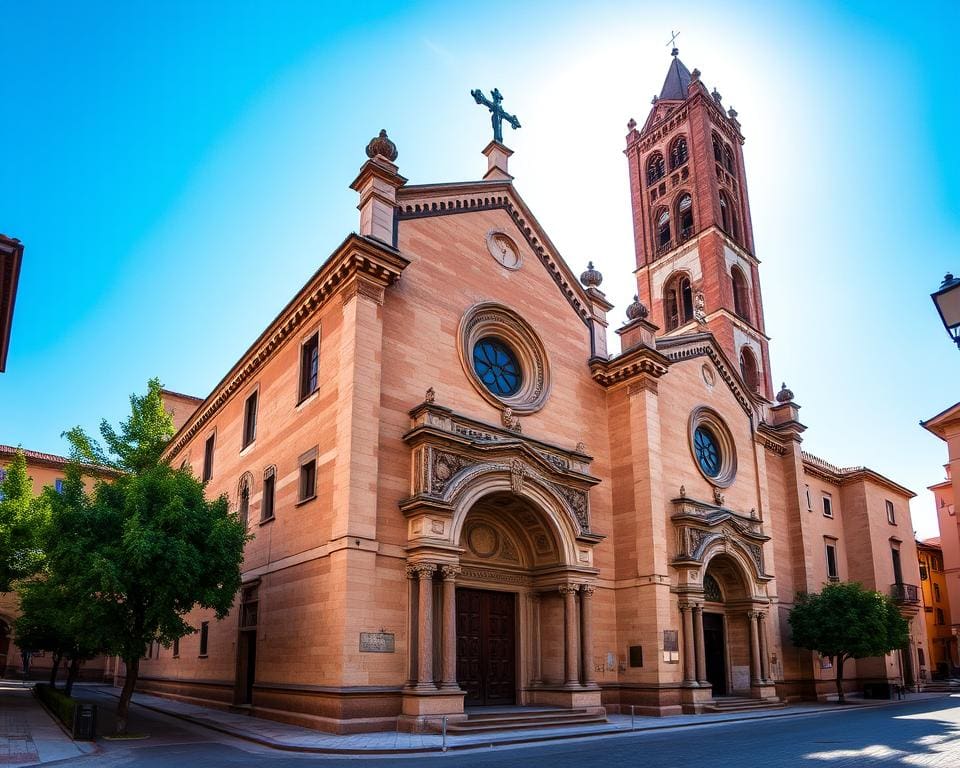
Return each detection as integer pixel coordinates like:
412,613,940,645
922,680,960,693
702,696,785,713
445,706,607,734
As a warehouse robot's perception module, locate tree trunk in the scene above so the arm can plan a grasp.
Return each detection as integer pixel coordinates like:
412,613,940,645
115,655,139,735
835,655,846,704
48,652,62,688
64,657,81,698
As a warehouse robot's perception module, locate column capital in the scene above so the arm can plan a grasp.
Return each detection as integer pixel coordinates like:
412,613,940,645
411,562,437,580
440,564,461,580
579,584,596,598
530,591,542,603
747,609,762,620
559,583,580,595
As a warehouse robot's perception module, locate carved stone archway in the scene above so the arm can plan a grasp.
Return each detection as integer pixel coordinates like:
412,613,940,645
397,394,604,722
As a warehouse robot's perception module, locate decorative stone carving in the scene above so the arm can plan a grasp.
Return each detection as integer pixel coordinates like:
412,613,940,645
558,583,580,595
510,458,526,493
550,482,589,530
713,487,725,506
575,441,587,455
467,523,499,558
410,562,436,579
486,231,523,270
579,261,603,288
440,564,461,580
431,451,474,494
694,291,706,323
580,584,596,597
424,387,436,404
776,382,794,403
679,484,686,498
626,295,649,321
500,536,519,562
460,566,531,586
501,407,522,433
534,533,552,554
365,129,398,162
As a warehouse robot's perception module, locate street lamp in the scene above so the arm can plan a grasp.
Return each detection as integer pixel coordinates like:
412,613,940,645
932,273,960,348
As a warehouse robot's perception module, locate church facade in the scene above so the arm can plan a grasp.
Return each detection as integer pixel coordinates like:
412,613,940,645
135,53,926,732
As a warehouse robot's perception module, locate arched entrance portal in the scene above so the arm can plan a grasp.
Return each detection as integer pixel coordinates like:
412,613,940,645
702,555,756,696
403,482,602,719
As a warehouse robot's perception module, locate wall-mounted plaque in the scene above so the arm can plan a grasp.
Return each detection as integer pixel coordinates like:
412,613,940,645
663,630,679,652
359,632,395,653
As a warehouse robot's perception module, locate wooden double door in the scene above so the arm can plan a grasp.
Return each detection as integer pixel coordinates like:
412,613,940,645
703,612,727,695
456,588,517,705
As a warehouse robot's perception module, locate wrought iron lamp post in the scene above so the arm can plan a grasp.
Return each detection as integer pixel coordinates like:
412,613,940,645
932,273,960,348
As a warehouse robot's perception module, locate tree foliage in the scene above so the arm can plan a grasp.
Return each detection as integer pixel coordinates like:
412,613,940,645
0,449,50,592
789,581,910,703
33,378,249,734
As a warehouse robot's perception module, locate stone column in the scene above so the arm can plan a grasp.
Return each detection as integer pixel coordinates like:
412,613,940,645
530,593,543,686
406,565,418,685
757,612,771,684
681,605,696,685
560,584,580,687
579,585,596,687
414,563,437,689
748,611,762,686
692,604,708,685
440,565,460,690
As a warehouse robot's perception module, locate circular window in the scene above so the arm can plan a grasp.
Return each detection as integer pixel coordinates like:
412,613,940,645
688,407,737,488
473,337,522,397
459,303,550,414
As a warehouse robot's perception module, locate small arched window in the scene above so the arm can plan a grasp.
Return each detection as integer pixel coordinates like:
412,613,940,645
656,207,671,249
238,476,251,527
676,193,693,240
731,266,750,322
670,136,688,169
740,347,759,393
664,273,694,330
712,133,723,164
646,153,665,185
723,145,735,174
719,191,739,242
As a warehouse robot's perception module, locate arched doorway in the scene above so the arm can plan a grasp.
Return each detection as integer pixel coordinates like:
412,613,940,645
702,553,764,696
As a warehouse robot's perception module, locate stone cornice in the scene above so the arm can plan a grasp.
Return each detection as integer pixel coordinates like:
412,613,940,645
396,182,593,328
164,234,409,462
801,451,915,499
589,345,671,388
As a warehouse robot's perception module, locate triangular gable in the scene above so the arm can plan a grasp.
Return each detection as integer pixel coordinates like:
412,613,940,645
396,180,593,327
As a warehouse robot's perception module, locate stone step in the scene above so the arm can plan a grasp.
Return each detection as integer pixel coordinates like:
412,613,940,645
447,708,606,733
703,697,786,713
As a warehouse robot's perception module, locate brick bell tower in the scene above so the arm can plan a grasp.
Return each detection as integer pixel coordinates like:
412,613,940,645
625,48,773,400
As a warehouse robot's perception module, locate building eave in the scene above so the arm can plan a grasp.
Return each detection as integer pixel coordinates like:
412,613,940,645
0,235,24,373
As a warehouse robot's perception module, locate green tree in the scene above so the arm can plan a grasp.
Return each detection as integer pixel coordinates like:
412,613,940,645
62,378,249,734
789,581,910,703
0,449,50,592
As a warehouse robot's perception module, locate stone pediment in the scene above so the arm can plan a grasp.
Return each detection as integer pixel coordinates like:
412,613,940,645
401,399,601,540
670,495,771,582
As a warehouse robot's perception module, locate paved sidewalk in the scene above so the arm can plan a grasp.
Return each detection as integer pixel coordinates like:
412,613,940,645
90,685,954,754
0,680,96,767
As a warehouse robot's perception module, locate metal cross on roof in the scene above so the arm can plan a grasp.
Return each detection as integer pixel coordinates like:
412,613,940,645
470,88,521,144
667,30,680,55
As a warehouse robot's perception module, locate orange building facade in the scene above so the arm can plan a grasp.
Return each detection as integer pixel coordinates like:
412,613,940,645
0,445,116,681
916,536,955,678
132,54,926,732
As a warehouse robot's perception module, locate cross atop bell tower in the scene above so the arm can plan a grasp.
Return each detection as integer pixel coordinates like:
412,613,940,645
623,51,773,400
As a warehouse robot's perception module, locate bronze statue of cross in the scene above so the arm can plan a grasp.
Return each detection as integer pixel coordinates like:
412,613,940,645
667,30,680,55
471,88,521,144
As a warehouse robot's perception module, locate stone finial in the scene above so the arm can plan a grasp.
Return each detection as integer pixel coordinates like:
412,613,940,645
575,441,587,454
776,382,794,404
679,484,686,498
651,94,659,105
712,87,722,104
727,106,739,120
365,129,398,162
580,261,603,288
627,118,637,131
626,295,649,321
690,68,701,83
425,387,436,404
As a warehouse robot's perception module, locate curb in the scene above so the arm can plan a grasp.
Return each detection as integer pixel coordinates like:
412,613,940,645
22,685,103,763
89,687,950,755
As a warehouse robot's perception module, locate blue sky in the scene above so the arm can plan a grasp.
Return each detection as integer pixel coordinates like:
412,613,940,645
1,1,958,537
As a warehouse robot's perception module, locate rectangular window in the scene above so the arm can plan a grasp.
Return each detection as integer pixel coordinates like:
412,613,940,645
299,332,320,401
242,391,258,449
920,564,929,581
936,608,945,626
261,469,275,522
825,541,839,580
298,447,318,503
55,478,65,494
199,621,209,656
822,494,833,518
892,548,903,585
933,556,943,572
202,433,215,483
173,637,180,658
885,499,896,525
805,484,812,511
934,583,941,602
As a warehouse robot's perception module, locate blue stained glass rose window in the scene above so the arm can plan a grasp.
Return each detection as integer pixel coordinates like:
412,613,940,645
694,425,721,477
473,337,522,397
